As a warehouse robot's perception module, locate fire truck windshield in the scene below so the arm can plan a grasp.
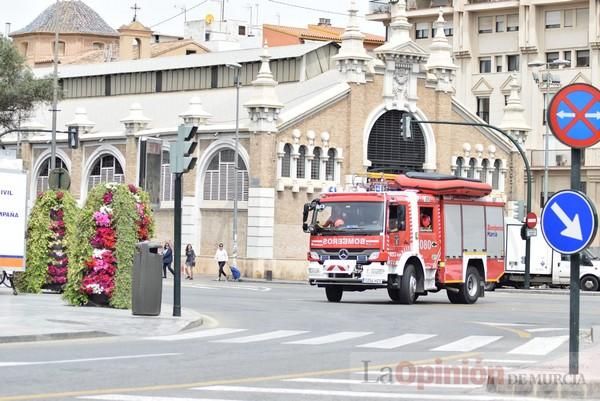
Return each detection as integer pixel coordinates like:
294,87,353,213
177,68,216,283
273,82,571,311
314,202,384,234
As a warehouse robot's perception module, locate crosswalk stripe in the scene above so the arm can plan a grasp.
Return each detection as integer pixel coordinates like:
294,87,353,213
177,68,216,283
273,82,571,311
508,336,569,355
80,395,242,401
144,328,247,342
283,331,372,345
212,330,308,343
431,336,502,352
285,378,482,389
525,328,567,333
464,358,536,364
357,333,436,349
193,385,527,400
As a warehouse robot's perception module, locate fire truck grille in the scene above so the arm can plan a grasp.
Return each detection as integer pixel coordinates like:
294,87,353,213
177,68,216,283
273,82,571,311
318,249,377,262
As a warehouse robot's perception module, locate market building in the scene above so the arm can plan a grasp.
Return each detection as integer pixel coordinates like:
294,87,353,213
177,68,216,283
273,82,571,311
5,1,526,279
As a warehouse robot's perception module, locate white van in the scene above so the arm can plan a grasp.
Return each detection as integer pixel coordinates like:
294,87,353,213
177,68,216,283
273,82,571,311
502,220,600,291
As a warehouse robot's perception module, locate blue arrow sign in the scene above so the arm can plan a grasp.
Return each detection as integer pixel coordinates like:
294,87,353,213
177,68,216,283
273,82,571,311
541,190,598,254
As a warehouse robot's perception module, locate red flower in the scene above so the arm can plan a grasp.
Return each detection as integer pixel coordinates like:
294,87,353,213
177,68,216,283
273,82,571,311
103,191,113,204
128,184,139,194
56,191,64,200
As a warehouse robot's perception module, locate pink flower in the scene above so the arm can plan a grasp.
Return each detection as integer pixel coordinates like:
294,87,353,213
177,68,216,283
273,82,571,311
128,184,138,194
103,191,113,204
56,192,64,200
93,211,111,227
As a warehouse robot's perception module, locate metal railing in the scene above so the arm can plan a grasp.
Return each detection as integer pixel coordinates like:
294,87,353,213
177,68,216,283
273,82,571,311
368,0,390,14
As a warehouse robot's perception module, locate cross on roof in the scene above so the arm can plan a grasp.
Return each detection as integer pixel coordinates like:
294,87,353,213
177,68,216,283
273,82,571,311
131,2,141,22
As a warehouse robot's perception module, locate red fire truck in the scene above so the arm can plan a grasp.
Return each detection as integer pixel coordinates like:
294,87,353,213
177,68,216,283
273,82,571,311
302,172,505,304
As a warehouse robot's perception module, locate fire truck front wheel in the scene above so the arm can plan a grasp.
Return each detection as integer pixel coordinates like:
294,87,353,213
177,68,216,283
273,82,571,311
398,264,418,305
325,286,344,302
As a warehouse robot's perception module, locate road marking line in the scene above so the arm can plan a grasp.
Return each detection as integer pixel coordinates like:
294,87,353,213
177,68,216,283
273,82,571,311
193,385,533,400
0,353,181,368
80,395,241,401
212,330,308,343
283,331,372,345
357,334,436,349
508,336,569,355
144,328,247,342
0,353,478,401
432,336,502,352
464,358,536,364
525,328,567,333
474,322,533,327
284,378,482,389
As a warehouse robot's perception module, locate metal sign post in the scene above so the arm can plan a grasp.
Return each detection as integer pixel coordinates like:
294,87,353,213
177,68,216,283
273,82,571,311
546,83,600,375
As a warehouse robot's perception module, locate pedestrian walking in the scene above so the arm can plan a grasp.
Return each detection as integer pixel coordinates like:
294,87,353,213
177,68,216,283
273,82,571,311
214,242,228,281
162,241,174,278
184,244,196,280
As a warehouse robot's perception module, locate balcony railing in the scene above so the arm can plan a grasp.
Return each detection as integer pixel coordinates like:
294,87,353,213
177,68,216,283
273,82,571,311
529,149,600,168
468,0,512,3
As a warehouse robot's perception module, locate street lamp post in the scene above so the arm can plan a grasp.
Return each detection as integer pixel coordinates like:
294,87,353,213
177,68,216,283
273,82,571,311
528,59,570,207
226,63,242,268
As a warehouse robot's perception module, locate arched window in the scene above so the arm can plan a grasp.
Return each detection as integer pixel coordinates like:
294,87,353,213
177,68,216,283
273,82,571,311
326,148,336,181
88,154,124,190
480,159,489,183
311,147,322,180
133,38,142,59
467,158,476,179
281,144,291,178
492,159,502,190
203,149,249,201
297,146,306,179
454,157,464,177
161,150,174,202
36,157,67,194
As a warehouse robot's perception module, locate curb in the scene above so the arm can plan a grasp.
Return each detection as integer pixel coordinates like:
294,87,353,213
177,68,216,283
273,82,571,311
487,374,600,399
495,288,600,296
180,317,204,332
0,330,112,344
235,278,308,286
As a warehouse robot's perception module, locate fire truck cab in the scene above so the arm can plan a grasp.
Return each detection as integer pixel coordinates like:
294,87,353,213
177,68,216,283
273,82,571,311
302,172,505,304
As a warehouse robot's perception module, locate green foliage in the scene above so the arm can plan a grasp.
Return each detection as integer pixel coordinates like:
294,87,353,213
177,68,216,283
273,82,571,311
19,190,77,293
0,37,54,130
110,185,137,309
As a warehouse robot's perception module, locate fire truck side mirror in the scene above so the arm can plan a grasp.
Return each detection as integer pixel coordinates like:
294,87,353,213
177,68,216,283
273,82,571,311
303,203,310,223
302,223,309,233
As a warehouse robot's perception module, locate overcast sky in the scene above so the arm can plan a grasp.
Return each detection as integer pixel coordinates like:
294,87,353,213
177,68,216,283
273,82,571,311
3,0,385,37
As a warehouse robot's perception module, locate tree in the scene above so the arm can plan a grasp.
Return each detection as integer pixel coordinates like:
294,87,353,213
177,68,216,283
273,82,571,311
0,37,54,130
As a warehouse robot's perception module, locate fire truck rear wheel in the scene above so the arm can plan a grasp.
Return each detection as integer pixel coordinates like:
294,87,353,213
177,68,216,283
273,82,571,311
398,264,418,305
460,266,481,304
325,286,343,302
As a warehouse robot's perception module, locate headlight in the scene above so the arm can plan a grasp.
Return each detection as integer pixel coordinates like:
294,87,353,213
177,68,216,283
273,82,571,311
368,252,380,261
308,267,322,274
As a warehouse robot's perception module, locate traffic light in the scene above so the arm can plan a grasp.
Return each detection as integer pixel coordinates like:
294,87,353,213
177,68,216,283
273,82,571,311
171,124,198,174
67,126,79,149
508,200,525,221
401,113,412,139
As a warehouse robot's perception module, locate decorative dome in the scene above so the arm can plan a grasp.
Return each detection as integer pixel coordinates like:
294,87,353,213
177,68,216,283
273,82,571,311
11,0,118,37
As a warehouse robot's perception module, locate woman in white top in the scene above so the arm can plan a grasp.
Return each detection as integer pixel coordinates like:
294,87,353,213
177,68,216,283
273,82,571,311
214,242,229,281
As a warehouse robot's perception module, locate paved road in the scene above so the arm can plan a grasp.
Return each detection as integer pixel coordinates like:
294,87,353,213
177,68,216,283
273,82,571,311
1,278,599,401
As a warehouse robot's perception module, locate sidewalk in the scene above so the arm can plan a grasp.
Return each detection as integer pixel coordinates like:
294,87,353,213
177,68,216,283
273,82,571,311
0,285,204,344
487,342,600,399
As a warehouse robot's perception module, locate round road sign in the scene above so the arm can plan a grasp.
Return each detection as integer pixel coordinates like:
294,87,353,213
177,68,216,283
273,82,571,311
48,168,71,190
526,212,537,229
541,190,598,254
547,83,600,148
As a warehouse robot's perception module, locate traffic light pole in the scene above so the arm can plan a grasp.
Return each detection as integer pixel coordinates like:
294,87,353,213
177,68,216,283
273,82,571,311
173,172,183,317
414,119,533,288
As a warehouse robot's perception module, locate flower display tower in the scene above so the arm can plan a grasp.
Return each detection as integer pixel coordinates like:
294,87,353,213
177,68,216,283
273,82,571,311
64,183,154,308
19,190,78,293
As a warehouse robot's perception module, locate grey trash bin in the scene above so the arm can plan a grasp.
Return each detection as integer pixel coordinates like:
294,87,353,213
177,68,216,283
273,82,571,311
132,241,163,316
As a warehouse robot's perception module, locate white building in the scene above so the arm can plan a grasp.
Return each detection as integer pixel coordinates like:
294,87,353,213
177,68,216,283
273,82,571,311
368,0,600,213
